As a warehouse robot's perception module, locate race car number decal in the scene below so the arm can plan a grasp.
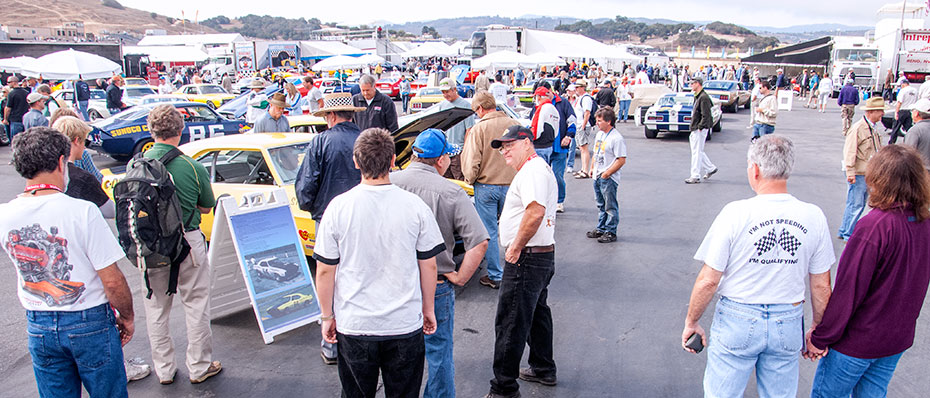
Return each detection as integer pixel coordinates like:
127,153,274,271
189,125,225,141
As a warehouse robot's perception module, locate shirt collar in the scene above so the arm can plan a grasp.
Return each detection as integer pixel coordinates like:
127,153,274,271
863,116,876,130
407,161,440,175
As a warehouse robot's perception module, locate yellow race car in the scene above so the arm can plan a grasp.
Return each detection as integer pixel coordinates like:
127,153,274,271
408,87,445,113
287,114,329,134
266,293,314,317
174,84,237,109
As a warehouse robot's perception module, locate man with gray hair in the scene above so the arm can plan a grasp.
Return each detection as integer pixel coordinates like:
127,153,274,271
905,98,930,171
682,135,834,397
352,74,398,131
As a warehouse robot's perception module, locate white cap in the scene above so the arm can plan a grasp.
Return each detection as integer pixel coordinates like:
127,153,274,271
910,98,930,113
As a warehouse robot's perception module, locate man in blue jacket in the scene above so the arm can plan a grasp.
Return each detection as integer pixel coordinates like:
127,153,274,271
837,79,860,133
295,92,366,365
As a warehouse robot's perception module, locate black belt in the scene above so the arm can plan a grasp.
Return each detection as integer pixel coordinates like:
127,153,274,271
521,244,554,254
437,274,448,282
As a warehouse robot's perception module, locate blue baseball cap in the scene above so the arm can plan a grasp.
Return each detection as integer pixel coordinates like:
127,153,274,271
412,128,461,158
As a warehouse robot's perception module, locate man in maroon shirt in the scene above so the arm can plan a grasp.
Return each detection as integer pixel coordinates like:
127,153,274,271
809,145,930,397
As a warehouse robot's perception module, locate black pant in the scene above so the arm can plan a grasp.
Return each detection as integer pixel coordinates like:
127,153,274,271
337,331,424,398
891,109,913,144
490,251,556,396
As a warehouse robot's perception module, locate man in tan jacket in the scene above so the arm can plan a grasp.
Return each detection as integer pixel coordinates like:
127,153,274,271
838,97,885,240
461,91,519,289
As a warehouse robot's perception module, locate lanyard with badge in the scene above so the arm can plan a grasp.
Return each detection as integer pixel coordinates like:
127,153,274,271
24,184,63,195
595,128,613,165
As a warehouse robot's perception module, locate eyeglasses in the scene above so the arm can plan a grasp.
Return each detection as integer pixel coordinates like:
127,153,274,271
498,142,518,154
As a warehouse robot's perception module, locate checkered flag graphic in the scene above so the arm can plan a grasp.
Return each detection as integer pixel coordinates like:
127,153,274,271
778,229,802,256
754,229,778,256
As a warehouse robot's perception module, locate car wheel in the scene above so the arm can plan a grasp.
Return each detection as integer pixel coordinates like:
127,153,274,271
133,139,154,157
644,126,658,139
88,109,103,121
744,100,751,109
0,130,9,146
207,101,216,110
44,294,56,307
712,119,722,133
729,103,738,113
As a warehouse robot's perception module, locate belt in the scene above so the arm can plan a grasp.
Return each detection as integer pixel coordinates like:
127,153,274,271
521,244,554,254
437,274,448,284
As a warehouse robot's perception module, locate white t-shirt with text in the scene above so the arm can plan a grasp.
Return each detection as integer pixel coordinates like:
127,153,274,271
573,95,594,129
489,82,509,103
592,128,627,184
499,157,557,248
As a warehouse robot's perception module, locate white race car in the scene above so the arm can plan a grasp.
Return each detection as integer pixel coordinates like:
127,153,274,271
643,93,722,139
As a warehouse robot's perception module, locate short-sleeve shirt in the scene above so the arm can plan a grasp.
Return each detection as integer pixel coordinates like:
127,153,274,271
252,112,290,133
898,86,919,110
144,143,215,231
592,128,627,184
65,163,109,208
437,97,475,146
499,156,557,248
4,87,29,123
306,87,324,112
694,194,835,304
0,193,125,311
312,184,445,336
391,163,490,274
573,95,594,129
489,82,509,103
22,109,48,130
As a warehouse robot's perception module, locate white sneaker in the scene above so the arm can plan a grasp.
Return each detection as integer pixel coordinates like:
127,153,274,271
566,167,573,173
556,203,565,213
125,357,151,382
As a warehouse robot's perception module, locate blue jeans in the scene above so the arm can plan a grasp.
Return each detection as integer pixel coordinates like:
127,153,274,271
474,183,509,281
401,92,410,113
593,177,619,234
76,100,90,121
424,281,455,398
618,99,631,121
811,349,903,398
567,138,576,169
9,121,24,141
838,175,867,240
27,303,128,398
535,146,552,163
753,123,776,137
550,150,567,204
704,297,804,398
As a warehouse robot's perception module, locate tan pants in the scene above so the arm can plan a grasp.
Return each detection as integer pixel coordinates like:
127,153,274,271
142,230,214,380
842,104,856,132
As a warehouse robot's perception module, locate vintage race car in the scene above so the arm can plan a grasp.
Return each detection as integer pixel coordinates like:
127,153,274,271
139,94,189,105
376,76,402,99
643,93,722,139
121,85,158,107
47,89,111,121
703,80,750,113
100,107,475,256
287,114,329,134
90,102,249,161
315,78,356,94
266,293,314,317
631,84,674,126
174,84,237,109
409,87,445,113
513,78,561,105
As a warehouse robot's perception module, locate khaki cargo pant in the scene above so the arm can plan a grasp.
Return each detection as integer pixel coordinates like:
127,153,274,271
842,104,856,132
141,230,214,381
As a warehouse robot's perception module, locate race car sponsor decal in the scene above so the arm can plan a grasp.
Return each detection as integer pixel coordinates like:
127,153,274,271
110,124,149,137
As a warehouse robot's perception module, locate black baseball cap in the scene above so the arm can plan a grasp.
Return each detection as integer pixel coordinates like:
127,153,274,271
491,125,534,149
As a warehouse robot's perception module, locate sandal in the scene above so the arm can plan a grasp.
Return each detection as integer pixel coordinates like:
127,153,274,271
574,171,589,179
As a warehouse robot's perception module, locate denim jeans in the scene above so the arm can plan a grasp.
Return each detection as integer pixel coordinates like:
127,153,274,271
550,150,567,203
474,183,509,281
26,303,128,398
401,93,410,113
704,297,804,398
593,177,619,234
811,349,903,398
838,175,868,240
534,146,553,163
490,251,556,396
618,99,632,121
337,331,424,398
9,121,24,141
76,100,90,121
424,281,455,398
753,123,776,137
567,138,576,169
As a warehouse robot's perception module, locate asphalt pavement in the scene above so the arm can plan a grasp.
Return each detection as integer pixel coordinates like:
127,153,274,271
1,99,929,397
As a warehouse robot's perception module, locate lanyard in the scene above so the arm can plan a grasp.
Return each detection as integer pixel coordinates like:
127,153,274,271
24,184,63,194
520,152,538,169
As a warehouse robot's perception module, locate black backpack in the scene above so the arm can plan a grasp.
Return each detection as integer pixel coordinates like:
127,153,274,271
114,148,191,298
581,94,597,128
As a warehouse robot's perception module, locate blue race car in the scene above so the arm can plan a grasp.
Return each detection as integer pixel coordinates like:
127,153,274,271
91,102,249,162
642,93,722,139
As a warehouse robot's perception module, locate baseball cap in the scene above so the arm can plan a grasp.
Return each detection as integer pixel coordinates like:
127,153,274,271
691,76,704,85
567,83,578,90
26,92,46,103
899,77,910,85
910,98,930,113
438,77,457,91
412,128,460,158
600,79,611,87
533,86,551,97
490,125,534,149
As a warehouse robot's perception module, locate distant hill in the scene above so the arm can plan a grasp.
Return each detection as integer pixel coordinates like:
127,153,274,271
0,0,217,36
384,16,605,40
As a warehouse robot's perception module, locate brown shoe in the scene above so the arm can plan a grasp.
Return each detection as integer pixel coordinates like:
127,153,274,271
479,275,500,289
190,361,222,384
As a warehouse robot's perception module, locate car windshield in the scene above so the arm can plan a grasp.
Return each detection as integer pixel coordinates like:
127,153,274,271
142,96,180,104
377,78,395,84
835,49,878,62
656,95,693,107
125,78,147,85
113,107,149,120
124,87,156,98
199,85,228,94
268,143,309,184
89,90,106,100
704,81,736,90
418,88,443,96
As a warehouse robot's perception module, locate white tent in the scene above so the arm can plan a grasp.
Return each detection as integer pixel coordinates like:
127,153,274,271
0,56,36,73
299,41,366,59
20,49,121,80
401,42,457,58
357,53,386,65
471,51,537,70
311,55,366,72
123,46,209,63
526,53,565,67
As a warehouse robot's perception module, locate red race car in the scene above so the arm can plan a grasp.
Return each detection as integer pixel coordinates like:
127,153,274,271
376,77,402,99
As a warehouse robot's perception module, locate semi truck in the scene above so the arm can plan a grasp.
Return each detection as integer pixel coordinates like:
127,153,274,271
829,37,881,96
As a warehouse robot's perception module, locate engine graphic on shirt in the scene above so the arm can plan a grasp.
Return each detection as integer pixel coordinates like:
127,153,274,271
754,228,802,257
5,224,85,307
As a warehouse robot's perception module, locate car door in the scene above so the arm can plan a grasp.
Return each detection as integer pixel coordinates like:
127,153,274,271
193,149,277,238
179,105,232,145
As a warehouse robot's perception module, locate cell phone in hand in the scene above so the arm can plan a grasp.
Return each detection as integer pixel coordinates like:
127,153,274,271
685,333,704,353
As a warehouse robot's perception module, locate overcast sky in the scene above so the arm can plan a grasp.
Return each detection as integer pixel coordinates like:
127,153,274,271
119,0,889,29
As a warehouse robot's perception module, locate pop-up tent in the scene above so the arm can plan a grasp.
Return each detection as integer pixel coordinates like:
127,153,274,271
20,49,122,80
471,51,537,70
311,55,367,72
0,56,36,73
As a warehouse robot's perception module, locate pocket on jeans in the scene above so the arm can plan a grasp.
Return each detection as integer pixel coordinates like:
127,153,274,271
775,313,803,352
712,309,757,351
27,331,50,367
68,327,113,370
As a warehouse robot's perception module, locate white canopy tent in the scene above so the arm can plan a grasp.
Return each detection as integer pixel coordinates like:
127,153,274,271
20,49,121,80
311,55,367,72
123,46,210,63
523,29,641,69
525,53,565,67
357,53,386,65
471,51,537,71
0,56,37,73
299,41,366,59
400,42,457,58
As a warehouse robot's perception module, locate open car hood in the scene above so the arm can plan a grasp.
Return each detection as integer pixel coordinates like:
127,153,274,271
393,107,475,167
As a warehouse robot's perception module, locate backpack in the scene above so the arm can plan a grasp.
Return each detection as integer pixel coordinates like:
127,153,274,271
114,148,191,298
553,95,576,143
582,94,597,128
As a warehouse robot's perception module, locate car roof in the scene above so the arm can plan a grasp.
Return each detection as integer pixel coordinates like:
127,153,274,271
179,133,313,155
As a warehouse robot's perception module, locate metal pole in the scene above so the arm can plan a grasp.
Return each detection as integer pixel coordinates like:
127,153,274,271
897,0,908,79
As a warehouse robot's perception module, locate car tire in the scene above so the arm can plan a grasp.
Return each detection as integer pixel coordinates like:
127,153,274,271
744,100,751,109
207,101,216,110
644,127,658,139
729,103,739,113
132,139,154,158
88,109,103,121
712,119,722,133
0,130,9,146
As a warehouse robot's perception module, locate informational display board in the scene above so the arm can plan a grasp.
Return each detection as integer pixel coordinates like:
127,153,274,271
208,190,320,344
234,42,255,75
777,89,793,111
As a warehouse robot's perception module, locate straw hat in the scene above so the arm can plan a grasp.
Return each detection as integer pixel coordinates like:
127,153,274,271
312,92,366,116
859,97,885,111
247,79,266,89
268,92,288,108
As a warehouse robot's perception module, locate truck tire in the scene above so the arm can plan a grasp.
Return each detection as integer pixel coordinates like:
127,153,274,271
712,119,721,133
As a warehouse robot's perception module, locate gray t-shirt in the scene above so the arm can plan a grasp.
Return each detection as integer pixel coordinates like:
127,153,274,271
437,97,475,146
22,109,48,130
905,119,930,171
252,112,290,133
592,128,627,184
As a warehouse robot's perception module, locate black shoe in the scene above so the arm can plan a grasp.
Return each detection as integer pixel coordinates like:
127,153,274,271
519,367,557,386
586,229,604,239
597,232,617,243
484,392,521,398
320,352,337,365
703,168,718,180
479,275,500,289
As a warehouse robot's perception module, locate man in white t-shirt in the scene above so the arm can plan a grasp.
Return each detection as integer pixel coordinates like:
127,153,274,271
587,108,627,243
892,78,919,144
489,75,510,103
682,135,834,398
301,76,324,112
313,128,444,398
486,125,558,398
0,127,134,397
571,82,596,178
